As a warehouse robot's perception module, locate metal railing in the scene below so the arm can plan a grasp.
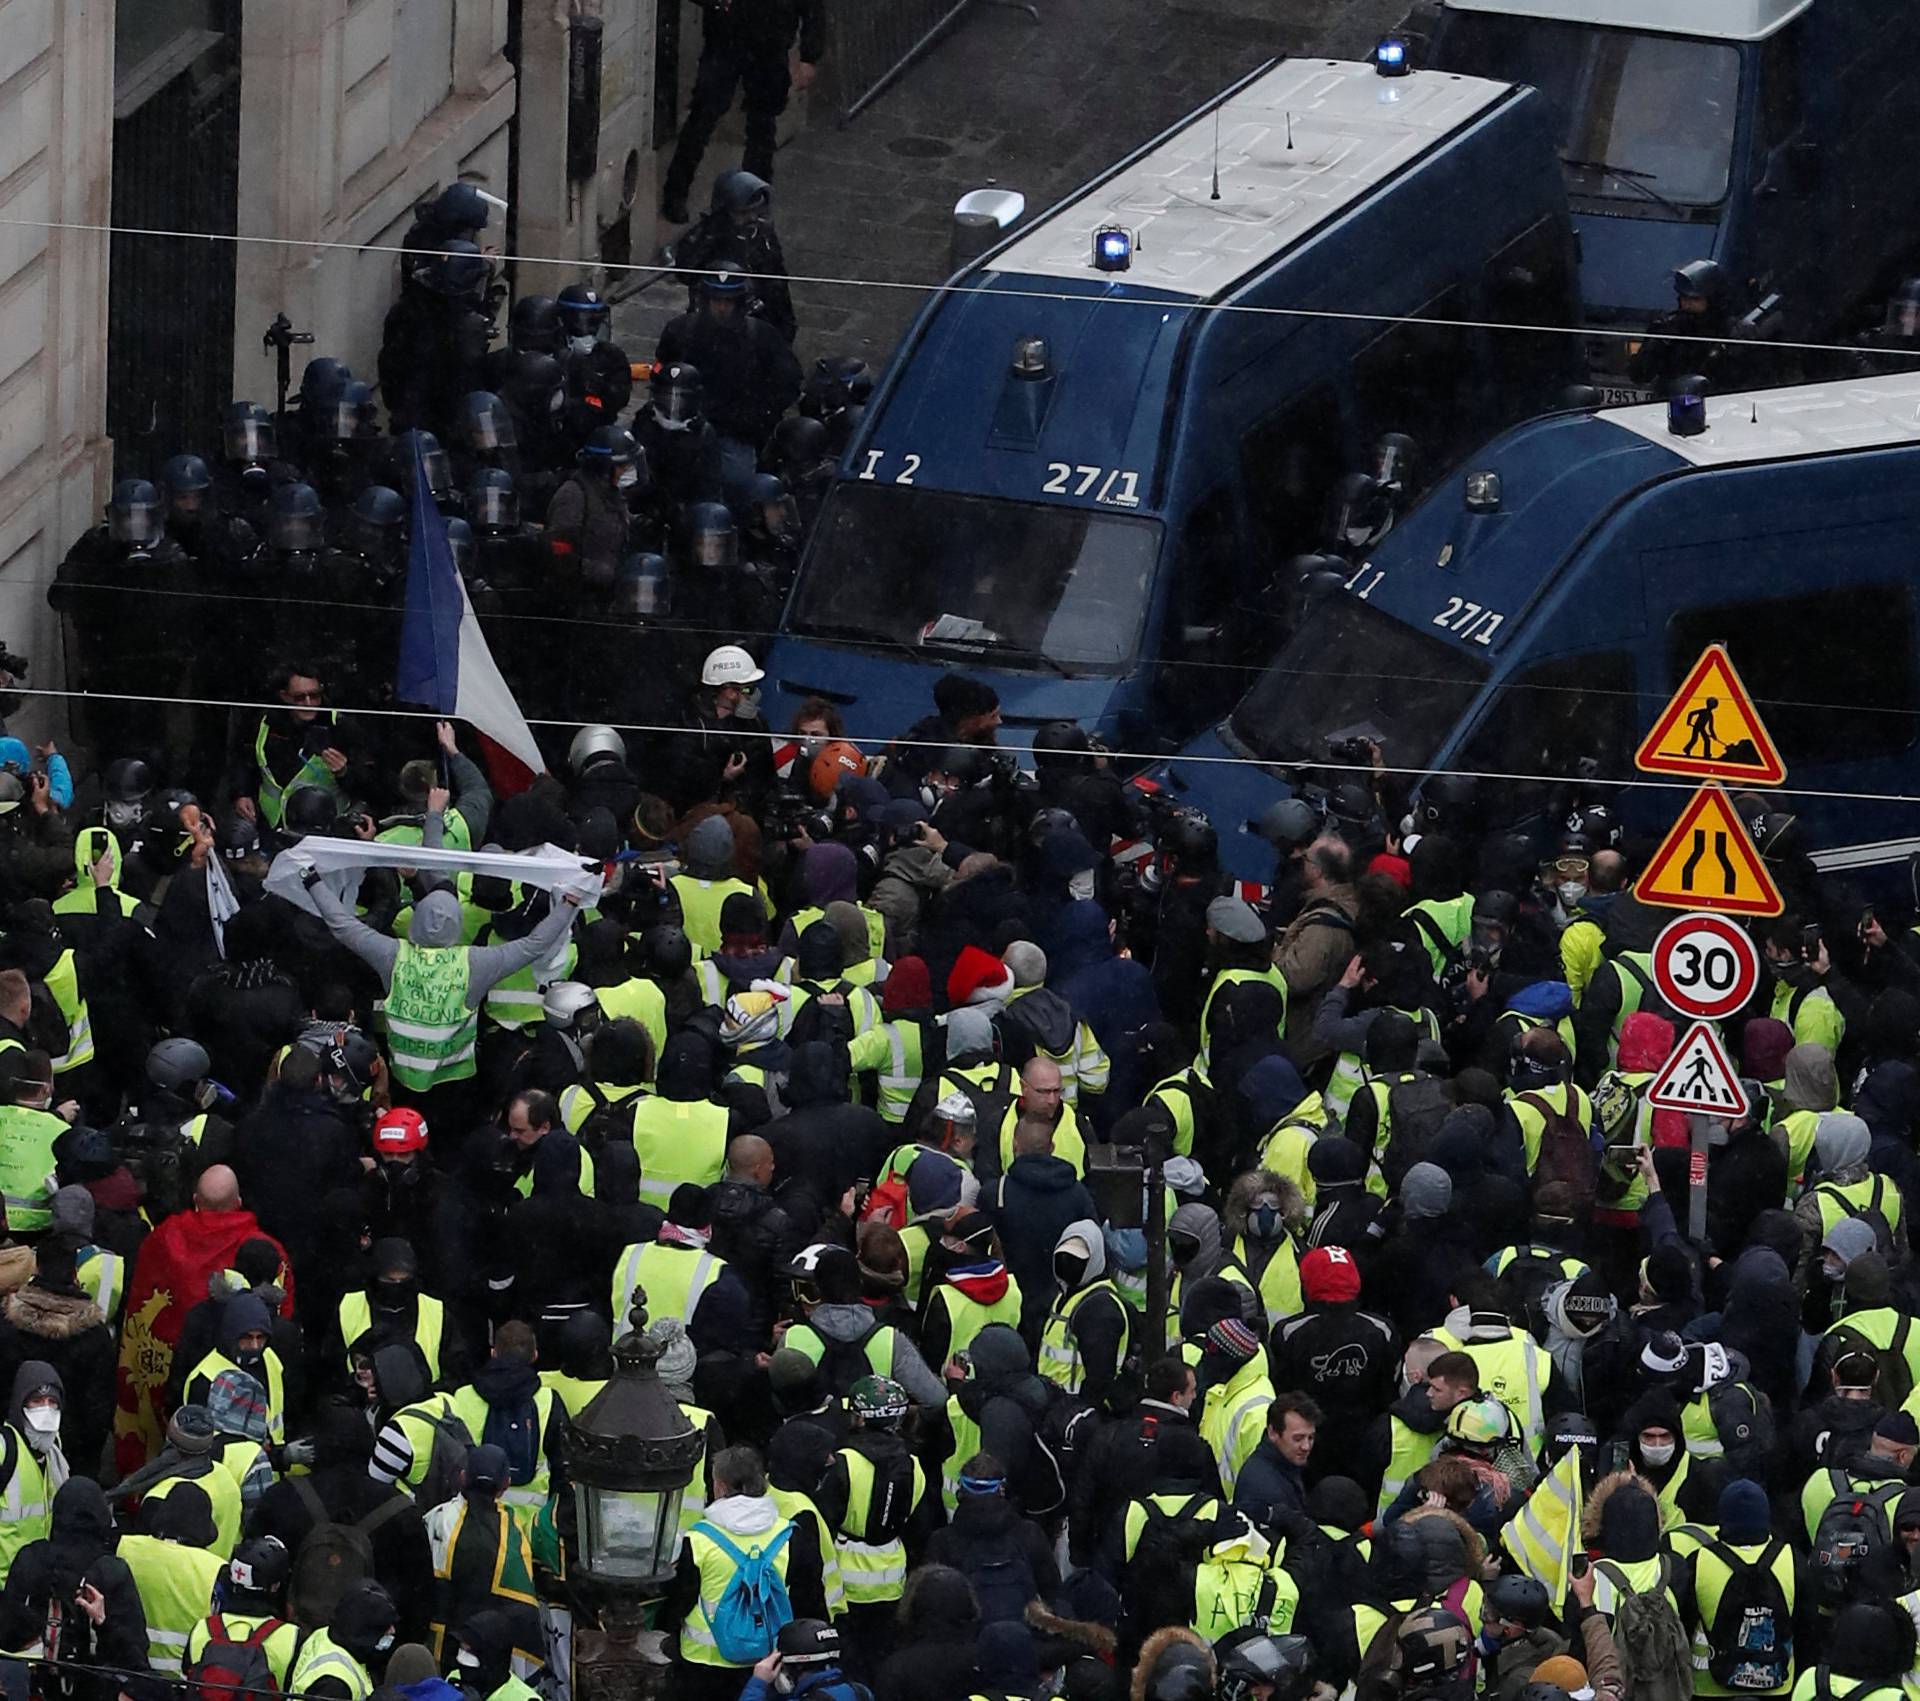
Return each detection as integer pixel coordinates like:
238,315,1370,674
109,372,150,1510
832,0,1038,127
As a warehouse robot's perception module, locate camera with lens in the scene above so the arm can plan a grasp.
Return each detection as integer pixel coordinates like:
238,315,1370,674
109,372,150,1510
1326,735,1374,766
764,789,834,846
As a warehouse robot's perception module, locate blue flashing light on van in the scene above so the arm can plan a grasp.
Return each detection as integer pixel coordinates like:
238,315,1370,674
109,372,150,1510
1159,373,1920,887
764,55,1585,750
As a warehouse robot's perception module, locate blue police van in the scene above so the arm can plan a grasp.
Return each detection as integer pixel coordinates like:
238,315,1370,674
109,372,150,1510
764,54,1582,750
1427,0,1920,399
1160,373,1920,884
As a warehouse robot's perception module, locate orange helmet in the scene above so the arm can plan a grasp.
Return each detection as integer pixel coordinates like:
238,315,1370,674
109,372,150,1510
808,740,866,801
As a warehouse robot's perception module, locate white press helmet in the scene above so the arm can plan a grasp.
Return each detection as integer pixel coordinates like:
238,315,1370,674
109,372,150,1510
568,724,626,775
701,644,765,688
542,980,598,1029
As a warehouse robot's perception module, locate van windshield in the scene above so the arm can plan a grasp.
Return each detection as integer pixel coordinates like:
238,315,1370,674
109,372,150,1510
788,484,1161,675
1229,600,1488,768
1439,16,1741,209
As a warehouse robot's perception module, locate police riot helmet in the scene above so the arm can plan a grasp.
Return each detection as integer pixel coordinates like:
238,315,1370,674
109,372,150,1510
352,485,407,540
109,480,164,548
744,473,800,547
446,517,476,574
614,553,673,618
1161,809,1218,871
508,294,562,355
1031,720,1093,771
426,239,491,303
104,757,154,805
397,430,452,499
579,425,639,469
147,1037,211,1094
685,501,740,569
712,169,772,221
642,925,693,980
160,454,212,503
767,414,833,483
282,783,340,835
1887,278,1920,342
467,468,519,532
298,357,354,413
1217,1635,1314,1701
460,391,517,453
568,726,626,775
430,181,489,238
556,283,611,348
801,354,874,420
321,380,379,444
650,361,704,426
267,483,326,554
504,353,566,425
1674,258,1730,312
1326,472,1392,554
222,401,277,465
699,266,752,306
1256,797,1319,850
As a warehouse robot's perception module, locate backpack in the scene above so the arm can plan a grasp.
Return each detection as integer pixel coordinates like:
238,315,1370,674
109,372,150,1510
1830,1316,1915,1408
576,1081,646,1155
1380,1073,1456,1184
1498,1245,1581,1329
1035,1384,1102,1489
1128,1492,1217,1583
286,1480,413,1630
786,981,856,1049
1700,1535,1793,1692
693,1521,794,1663
1704,1381,1776,1481
965,1524,1040,1624
1594,1559,1693,1701
814,1314,887,1398
1518,1090,1598,1213
1810,1473,1902,1607
847,1448,919,1545
1815,1178,1899,1266
858,1171,912,1231
186,1613,287,1701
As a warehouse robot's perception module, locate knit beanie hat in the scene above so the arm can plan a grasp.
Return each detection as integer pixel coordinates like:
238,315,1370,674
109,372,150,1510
1206,1317,1261,1362
882,956,932,1015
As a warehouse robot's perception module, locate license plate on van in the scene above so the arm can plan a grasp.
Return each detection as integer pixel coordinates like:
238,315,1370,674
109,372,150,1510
1595,383,1656,406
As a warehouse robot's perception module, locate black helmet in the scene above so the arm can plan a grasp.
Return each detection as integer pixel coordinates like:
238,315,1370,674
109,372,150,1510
298,357,354,412
743,473,799,547
684,501,739,569
351,484,407,538
225,1535,292,1601
1143,1653,1212,1701
147,1037,210,1094
1027,805,1081,849
766,414,834,483
217,813,261,864
1483,1573,1551,1629
109,480,164,548
320,1027,380,1096
580,425,639,469
1675,258,1730,311
557,283,610,347
1564,801,1622,850
613,553,673,618
504,353,566,424
446,517,476,574
508,294,562,355
1327,782,1375,827
1161,809,1217,870
319,380,379,444
1032,720,1093,771
223,401,277,464
650,361,703,425
429,181,489,238
1473,889,1520,930
801,354,873,420
712,169,772,219
460,391,517,453
267,483,326,554
104,757,154,805
468,468,519,532
699,265,751,305
1256,797,1318,849
1218,1635,1314,1701
1419,772,1481,834
643,925,692,980
1397,1607,1471,1689
160,453,212,499
282,783,340,835
1753,810,1802,862
396,429,451,500
425,239,490,302
774,1619,840,1666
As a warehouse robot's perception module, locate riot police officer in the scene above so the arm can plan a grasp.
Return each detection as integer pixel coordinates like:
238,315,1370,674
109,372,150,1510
214,401,292,532
451,390,524,493
557,284,635,447
307,381,388,531
676,170,797,343
763,414,835,538
674,500,782,655
740,472,802,588
400,179,491,259
498,352,572,506
800,354,873,456
633,360,726,525
379,240,496,438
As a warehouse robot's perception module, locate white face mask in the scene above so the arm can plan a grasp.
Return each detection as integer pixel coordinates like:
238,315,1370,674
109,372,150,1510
375,1632,396,1653
1557,882,1587,907
616,467,638,489
1068,869,1096,902
1640,1440,1676,1467
24,1405,58,1435
567,334,598,357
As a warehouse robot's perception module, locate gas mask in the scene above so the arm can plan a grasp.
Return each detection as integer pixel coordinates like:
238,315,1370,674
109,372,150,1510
1556,881,1587,908
1249,1200,1283,1241
1639,1439,1676,1468
1067,868,1096,902
104,798,147,833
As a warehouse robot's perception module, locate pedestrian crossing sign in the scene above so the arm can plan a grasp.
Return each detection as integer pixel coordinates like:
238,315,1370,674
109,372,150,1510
1646,1019,1747,1117
1636,782,1785,917
1635,643,1787,784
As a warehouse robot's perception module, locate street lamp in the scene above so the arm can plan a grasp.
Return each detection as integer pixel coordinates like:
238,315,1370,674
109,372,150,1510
570,1294,705,1701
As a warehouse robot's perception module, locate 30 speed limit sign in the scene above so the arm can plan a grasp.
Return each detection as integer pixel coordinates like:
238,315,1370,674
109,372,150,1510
1652,913,1761,1021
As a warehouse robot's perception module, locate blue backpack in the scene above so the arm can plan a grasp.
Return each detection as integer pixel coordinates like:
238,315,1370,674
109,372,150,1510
695,1521,794,1662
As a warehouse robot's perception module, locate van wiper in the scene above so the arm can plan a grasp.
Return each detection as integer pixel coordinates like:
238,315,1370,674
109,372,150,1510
1560,156,1687,216
801,620,922,660
925,635,1078,680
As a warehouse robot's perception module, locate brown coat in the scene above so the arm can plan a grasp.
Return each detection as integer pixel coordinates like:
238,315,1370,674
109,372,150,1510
1275,883,1358,1054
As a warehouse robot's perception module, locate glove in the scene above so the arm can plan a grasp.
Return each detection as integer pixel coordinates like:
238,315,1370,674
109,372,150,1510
283,1438,316,1468
299,864,322,890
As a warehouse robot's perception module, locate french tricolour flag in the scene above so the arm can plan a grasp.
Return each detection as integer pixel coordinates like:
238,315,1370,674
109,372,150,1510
397,436,546,793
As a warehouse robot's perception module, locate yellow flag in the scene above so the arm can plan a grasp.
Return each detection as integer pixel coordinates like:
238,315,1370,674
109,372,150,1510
1505,1448,1585,1601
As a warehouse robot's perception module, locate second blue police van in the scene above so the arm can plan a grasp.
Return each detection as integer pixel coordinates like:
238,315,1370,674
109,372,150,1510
763,54,1582,749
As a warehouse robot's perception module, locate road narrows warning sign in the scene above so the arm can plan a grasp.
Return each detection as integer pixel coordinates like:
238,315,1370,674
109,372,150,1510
1647,1021,1747,1117
1635,644,1787,785
1637,783,1786,917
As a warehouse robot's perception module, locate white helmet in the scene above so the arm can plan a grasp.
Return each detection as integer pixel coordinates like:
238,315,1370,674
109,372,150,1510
701,644,765,688
568,724,626,774
542,980,598,1027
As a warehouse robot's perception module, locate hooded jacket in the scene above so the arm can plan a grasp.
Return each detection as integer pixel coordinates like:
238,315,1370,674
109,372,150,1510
873,1564,982,1701
0,1476,150,1696
309,883,573,1006
990,1150,1098,1334
947,1325,1057,1512
799,1302,946,1408
1131,1626,1214,1701
0,1279,108,1482
1170,1203,1227,1287
664,1489,829,1636
1044,1218,1129,1405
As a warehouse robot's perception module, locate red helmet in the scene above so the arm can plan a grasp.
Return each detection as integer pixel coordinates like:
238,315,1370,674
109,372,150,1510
372,1107,429,1154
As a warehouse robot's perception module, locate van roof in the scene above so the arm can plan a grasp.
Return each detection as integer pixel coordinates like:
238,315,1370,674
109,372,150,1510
1441,0,1812,43
986,58,1513,303
1601,374,1920,468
